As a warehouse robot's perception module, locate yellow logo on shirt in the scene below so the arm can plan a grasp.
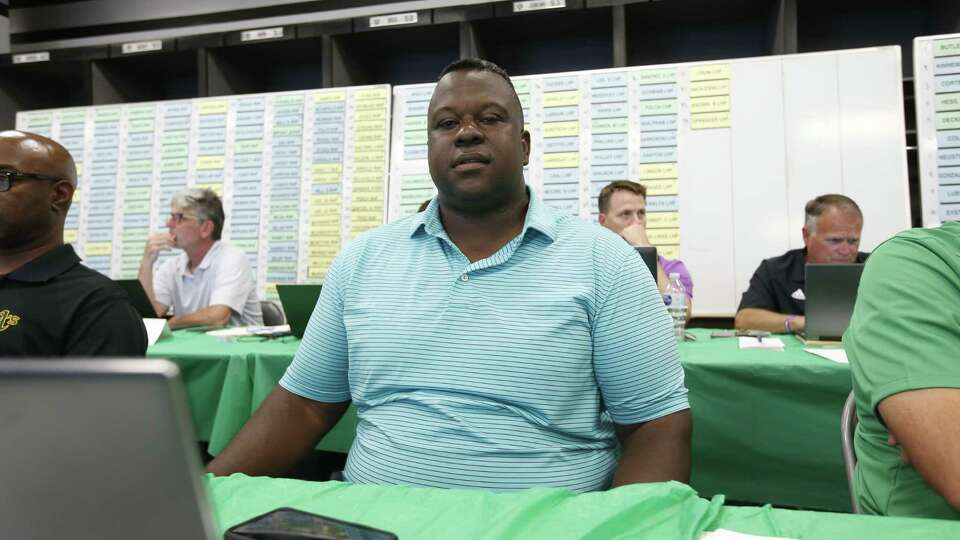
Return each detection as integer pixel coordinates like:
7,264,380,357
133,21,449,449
0,309,20,332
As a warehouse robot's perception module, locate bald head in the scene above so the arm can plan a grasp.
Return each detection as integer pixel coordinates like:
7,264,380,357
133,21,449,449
0,130,77,188
0,130,78,254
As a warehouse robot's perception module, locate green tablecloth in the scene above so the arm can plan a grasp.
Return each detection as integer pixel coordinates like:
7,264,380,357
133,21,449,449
206,474,959,540
148,331,358,454
681,329,852,511
152,327,852,512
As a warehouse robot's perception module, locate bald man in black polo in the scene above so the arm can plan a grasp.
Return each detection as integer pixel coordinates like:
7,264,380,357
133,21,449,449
0,130,147,356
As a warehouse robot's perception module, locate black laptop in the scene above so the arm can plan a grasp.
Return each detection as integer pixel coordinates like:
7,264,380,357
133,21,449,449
800,263,865,342
633,246,658,281
276,284,323,339
114,279,159,318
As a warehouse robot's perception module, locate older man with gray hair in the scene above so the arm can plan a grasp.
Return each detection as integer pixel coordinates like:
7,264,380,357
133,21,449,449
735,193,867,334
139,188,262,329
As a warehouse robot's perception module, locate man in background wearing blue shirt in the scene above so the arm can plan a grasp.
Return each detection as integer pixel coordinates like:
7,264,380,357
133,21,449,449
208,59,691,491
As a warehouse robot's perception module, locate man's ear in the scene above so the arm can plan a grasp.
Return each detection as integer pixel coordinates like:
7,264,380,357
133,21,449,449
51,181,75,215
597,213,607,226
200,219,215,240
521,130,531,166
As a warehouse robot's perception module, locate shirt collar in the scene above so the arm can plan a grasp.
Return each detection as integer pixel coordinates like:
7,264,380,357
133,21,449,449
409,186,560,244
179,241,221,275
3,244,80,283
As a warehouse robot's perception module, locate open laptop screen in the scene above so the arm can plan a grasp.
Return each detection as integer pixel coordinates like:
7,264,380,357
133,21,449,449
634,246,658,282
0,360,218,540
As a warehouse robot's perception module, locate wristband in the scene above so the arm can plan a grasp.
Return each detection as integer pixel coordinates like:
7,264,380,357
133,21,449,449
784,315,797,334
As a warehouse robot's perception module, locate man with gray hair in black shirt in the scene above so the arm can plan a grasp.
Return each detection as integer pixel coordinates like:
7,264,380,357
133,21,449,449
0,130,147,356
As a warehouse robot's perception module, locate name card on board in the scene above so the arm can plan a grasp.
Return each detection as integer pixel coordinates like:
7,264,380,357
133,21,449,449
513,0,566,13
369,12,418,28
121,40,163,55
12,52,50,64
241,27,284,42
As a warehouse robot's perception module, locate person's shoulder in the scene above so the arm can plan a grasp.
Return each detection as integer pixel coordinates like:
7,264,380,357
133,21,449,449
331,215,422,267
216,241,255,266
62,264,127,301
760,248,803,270
871,223,960,262
552,211,634,254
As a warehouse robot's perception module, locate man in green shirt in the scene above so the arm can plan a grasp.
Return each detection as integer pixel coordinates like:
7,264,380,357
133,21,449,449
845,221,960,518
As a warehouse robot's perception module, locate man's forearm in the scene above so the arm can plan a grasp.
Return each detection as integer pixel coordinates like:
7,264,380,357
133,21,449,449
207,386,350,477
168,305,232,329
610,410,692,488
734,308,791,333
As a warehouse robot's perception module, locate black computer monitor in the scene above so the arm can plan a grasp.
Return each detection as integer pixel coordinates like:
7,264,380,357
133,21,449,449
633,246,658,281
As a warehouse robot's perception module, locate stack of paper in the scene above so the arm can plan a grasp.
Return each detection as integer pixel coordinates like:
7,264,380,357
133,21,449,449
804,348,848,364
738,336,785,350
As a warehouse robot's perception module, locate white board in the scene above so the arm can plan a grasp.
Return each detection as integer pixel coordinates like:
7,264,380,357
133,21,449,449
16,86,392,300
389,47,911,316
913,33,960,226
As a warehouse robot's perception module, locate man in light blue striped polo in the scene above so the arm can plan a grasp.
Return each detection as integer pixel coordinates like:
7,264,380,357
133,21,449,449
208,59,692,492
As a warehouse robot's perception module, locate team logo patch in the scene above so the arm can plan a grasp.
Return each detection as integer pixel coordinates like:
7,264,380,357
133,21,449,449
0,309,21,332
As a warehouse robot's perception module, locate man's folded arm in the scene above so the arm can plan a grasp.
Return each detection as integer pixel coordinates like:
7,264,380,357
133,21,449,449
206,386,349,477
879,389,960,509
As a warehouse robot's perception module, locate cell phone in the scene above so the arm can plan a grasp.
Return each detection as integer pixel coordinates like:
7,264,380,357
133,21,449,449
710,330,736,338
225,507,398,540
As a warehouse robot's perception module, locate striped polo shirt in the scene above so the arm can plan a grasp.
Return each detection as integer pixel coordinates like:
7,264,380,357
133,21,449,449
280,191,688,492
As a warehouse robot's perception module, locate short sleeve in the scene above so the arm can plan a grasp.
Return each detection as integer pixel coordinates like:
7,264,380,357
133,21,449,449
737,261,776,311
64,285,148,356
153,258,175,307
208,249,256,315
593,251,689,425
845,233,960,413
279,246,354,403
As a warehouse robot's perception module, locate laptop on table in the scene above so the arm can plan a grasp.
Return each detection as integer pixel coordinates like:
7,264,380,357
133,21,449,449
798,263,865,343
276,284,323,339
114,278,160,318
0,360,218,540
633,246,658,282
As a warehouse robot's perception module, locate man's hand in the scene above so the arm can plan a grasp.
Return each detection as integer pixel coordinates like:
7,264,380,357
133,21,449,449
142,232,174,265
620,223,652,247
790,315,806,333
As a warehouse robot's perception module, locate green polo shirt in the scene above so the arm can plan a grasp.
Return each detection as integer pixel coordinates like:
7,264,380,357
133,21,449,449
845,221,960,518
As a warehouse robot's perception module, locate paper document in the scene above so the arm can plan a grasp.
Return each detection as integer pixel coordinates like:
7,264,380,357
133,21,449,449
206,324,291,338
738,336,785,350
701,529,796,540
804,348,848,364
143,318,173,346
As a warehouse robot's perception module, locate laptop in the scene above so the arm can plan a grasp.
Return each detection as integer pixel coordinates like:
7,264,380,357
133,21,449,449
800,263,865,342
633,246,659,282
276,284,323,339
114,279,159,318
0,360,218,540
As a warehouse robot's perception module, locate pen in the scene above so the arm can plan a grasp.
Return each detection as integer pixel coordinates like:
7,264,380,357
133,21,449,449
757,335,763,343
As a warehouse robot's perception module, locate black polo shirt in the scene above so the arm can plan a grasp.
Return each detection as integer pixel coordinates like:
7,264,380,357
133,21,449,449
0,244,147,356
737,248,869,315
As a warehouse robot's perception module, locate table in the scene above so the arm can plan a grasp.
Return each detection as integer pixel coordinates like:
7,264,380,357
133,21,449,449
682,329,852,511
151,328,853,512
206,474,960,540
147,331,357,454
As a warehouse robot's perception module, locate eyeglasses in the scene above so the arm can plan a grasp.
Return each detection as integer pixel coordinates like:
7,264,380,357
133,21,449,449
168,212,199,224
0,168,63,193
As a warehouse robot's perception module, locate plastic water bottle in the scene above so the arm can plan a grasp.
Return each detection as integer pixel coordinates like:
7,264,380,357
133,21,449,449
663,273,687,342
